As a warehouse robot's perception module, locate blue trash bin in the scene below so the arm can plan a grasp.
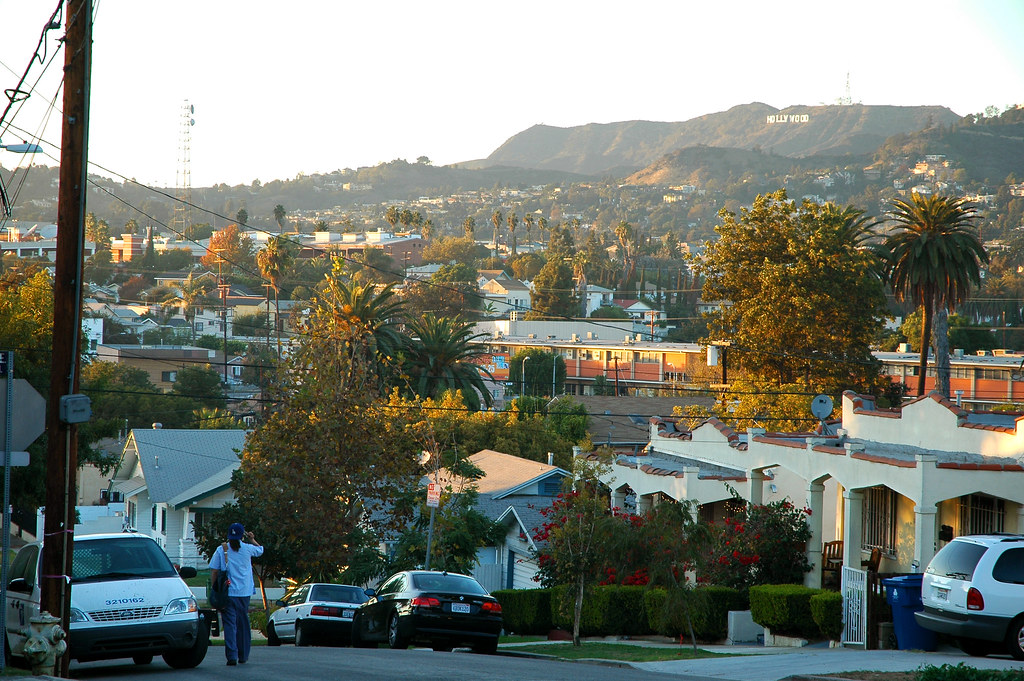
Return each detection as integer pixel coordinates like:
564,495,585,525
882,574,937,651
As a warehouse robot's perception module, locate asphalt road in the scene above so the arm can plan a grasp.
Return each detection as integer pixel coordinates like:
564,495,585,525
68,646,700,681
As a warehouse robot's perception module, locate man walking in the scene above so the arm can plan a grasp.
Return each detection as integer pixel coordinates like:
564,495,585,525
210,523,263,665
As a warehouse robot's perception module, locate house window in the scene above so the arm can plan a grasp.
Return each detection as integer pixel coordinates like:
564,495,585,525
978,369,1010,380
958,494,1005,535
128,500,136,529
195,322,204,333
161,371,177,383
862,486,897,555
161,508,167,535
151,505,157,530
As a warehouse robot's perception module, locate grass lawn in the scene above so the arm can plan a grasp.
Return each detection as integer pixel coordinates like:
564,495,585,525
507,642,732,662
499,635,547,644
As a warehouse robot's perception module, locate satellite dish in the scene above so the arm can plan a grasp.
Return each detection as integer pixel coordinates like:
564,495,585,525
810,394,834,420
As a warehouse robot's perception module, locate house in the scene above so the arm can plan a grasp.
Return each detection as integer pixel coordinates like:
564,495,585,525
480,277,532,317
110,428,247,567
436,449,570,591
596,391,1024,594
95,344,222,391
583,285,614,316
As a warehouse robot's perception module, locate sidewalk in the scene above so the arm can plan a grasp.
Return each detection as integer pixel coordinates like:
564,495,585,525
500,638,1024,681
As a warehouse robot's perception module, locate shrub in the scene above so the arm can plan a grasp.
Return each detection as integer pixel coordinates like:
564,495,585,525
809,591,844,641
644,586,747,641
248,609,268,635
604,585,649,636
492,589,552,635
918,663,1024,681
749,584,821,639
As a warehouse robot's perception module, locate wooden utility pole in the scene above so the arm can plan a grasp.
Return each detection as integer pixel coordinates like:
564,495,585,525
41,1,91,676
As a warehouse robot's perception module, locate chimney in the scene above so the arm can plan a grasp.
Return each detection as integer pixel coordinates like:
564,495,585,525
152,422,163,429
547,452,554,466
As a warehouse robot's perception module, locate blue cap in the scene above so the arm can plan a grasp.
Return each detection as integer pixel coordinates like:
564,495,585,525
228,523,245,540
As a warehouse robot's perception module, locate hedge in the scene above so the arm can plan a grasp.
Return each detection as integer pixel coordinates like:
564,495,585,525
749,584,822,639
644,587,747,641
549,585,649,636
809,591,844,641
492,589,552,635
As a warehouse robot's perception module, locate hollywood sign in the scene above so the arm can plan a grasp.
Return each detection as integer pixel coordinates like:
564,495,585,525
766,114,810,124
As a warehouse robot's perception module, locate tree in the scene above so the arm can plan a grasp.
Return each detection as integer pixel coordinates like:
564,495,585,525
201,224,256,276
490,209,502,254
695,191,888,394
507,212,519,255
85,213,111,250
532,457,616,646
167,273,212,343
883,194,988,397
273,204,287,231
403,263,480,320
528,259,576,320
235,208,248,226
463,216,475,240
256,236,294,357
508,348,566,398
170,365,225,411
508,252,545,282
523,213,535,245
422,236,486,267
401,315,493,411
385,205,400,231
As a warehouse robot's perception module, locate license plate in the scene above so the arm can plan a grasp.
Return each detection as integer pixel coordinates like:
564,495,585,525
342,609,355,618
451,603,471,614
936,588,949,601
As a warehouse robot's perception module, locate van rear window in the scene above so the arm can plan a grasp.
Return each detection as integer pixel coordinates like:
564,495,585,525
925,541,987,580
72,537,177,582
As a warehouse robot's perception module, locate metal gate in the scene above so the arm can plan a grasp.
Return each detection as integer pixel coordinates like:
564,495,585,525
841,566,867,647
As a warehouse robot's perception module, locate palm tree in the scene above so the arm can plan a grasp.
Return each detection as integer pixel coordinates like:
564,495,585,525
523,213,535,247
385,206,400,232
256,236,293,357
490,209,503,256
463,216,475,240
402,315,493,410
572,252,589,317
538,216,549,245
883,194,988,397
273,204,287,231
507,212,519,256
169,272,210,343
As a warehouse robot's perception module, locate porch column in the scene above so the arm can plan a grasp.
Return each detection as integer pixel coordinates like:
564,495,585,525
842,489,864,568
610,487,627,512
637,493,654,516
747,470,765,506
914,504,938,572
805,482,825,589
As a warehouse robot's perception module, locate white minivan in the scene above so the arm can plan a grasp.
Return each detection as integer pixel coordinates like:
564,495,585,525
5,533,209,668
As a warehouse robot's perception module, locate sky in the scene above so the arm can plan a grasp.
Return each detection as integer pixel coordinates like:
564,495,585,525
1,0,1023,189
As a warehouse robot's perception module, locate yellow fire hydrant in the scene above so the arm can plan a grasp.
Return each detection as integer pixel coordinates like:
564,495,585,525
23,611,67,676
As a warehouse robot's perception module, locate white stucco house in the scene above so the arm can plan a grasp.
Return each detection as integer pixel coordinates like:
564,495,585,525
596,391,1024,589
111,428,247,568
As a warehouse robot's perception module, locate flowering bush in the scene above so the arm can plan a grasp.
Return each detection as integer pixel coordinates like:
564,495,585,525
699,494,812,590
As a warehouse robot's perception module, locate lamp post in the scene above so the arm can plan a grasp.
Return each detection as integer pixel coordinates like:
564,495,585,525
0,141,43,219
521,356,530,398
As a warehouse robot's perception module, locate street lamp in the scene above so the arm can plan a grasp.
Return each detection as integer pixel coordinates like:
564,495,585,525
0,140,43,219
521,356,530,398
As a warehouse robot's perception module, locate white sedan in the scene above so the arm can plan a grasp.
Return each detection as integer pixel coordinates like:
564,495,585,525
267,583,371,647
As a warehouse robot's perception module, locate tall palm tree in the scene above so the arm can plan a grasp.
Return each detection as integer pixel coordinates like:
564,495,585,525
169,272,210,343
490,209,502,256
523,213,535,247
402,315,493,411
884,194,988,396
273,204,287,231
538,216,549,245
256,236,293,357
507,212,519,256
385,206,400,232
463,216,475,240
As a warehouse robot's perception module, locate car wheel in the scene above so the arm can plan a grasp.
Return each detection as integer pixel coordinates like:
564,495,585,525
295,621,309,647
266,622,281,647
958,637,992,657
1006,616,1024,661
388,613,409,649
472,637,498,655
163,617,210,669
132,654,153,665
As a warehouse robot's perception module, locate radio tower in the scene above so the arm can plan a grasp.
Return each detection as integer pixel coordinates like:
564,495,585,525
171,100,195,236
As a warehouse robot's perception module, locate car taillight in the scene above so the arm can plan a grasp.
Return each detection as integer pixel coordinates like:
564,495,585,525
411,596,440,608
966,587,984,611
311,605,341,617
481,601,502,614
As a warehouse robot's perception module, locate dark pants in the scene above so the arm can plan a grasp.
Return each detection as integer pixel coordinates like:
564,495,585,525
223,596,251,662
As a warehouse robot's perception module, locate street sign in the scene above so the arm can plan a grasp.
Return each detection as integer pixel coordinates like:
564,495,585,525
426,482,440,508
0,379,46,451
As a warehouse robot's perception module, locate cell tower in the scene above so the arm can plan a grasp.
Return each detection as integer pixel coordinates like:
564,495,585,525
171,100,195,236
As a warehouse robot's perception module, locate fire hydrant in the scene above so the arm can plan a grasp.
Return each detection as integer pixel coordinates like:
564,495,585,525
23,611,67,676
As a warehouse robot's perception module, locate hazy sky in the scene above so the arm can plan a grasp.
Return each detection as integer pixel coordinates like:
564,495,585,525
2,0,1022,188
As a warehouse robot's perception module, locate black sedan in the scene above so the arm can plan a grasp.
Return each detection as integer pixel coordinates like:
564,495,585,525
351,570,503,653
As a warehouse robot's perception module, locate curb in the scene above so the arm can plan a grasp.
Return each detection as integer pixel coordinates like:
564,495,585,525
497,648,633,668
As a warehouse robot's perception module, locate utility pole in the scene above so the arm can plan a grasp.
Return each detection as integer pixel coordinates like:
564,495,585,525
42,1,92,676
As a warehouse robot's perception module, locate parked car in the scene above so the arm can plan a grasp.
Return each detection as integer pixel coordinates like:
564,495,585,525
5,533,210,668
916,533,1024,659
267,583,370,646
350,570,502,653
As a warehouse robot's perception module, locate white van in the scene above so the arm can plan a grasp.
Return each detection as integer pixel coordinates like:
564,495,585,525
5,533,209,668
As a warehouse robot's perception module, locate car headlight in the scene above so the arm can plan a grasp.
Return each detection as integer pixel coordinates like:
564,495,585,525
165,597,198,615
69,607,88,623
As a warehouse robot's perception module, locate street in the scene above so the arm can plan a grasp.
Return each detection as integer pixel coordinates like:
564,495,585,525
69,646,698,681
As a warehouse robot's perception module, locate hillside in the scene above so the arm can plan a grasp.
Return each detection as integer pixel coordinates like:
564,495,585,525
483,103,960,176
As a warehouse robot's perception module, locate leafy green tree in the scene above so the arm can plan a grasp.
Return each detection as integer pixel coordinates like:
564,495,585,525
170,365,225,412
508,252,545,281
200,224,256,276
85,213,111,250
193,407,242,429
528,259,576,320
403,263,480,320
401,315,493,410
508,348,566,397
422,235,486,266
695,191,888,394
348,247,402,286
883,194,988,396
235,208,248,226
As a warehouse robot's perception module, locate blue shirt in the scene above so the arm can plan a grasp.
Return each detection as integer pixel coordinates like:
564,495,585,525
210,542,265,597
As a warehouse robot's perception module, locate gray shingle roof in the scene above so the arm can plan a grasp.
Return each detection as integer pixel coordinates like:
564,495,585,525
126,429,246,506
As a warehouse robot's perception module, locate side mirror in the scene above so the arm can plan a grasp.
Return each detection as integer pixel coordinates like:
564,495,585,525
275,599,287,607
364,588,376,598
7,577,30,593
178,566,198,579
